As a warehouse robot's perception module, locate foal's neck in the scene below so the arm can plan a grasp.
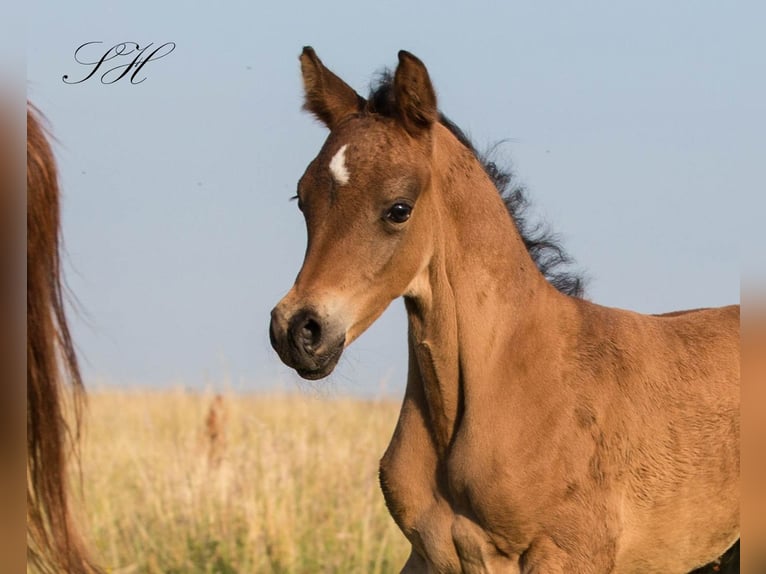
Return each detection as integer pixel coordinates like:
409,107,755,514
403,124,565,452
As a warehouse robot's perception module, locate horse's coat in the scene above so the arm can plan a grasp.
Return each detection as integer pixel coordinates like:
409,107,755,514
270,48,740,573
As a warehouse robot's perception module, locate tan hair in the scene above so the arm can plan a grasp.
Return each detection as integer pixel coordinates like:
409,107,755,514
27,104,100,573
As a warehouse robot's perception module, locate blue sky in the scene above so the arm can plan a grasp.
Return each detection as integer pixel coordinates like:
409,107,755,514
26,2,762,395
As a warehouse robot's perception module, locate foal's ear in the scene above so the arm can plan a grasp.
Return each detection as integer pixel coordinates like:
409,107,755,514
393,51,438,135
300,46,366,130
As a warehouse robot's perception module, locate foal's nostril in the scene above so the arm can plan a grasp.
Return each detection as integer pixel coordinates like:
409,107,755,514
301,317,322,350
287,309,324,358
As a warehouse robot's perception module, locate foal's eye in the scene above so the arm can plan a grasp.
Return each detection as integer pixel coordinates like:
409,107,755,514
386,202,412,224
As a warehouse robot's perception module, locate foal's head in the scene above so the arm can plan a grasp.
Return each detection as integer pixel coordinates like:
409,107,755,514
270,47,442,379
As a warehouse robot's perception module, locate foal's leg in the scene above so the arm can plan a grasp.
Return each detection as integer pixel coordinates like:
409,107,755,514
400,548,429,573
519,536,616,574
451,514,521,574
380,378,462,572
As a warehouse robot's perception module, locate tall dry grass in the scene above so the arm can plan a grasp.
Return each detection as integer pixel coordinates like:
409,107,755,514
65,388,409,573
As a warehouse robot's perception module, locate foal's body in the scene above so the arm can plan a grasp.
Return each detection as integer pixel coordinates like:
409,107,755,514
270,48,739,573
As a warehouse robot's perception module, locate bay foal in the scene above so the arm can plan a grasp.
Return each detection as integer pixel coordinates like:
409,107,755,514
270,48,739,573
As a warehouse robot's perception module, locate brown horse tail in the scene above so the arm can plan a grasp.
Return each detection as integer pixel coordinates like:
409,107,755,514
27,104,101,573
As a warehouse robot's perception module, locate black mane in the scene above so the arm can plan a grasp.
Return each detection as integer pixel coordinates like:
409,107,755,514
368,72,585,298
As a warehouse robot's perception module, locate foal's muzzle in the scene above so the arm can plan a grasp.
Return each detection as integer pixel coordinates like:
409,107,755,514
269,306,345,380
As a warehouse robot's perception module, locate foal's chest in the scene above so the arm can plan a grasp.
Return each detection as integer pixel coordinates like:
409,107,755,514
444,437,540,549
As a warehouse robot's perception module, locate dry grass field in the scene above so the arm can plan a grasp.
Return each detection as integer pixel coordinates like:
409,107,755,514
65,388,410,573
